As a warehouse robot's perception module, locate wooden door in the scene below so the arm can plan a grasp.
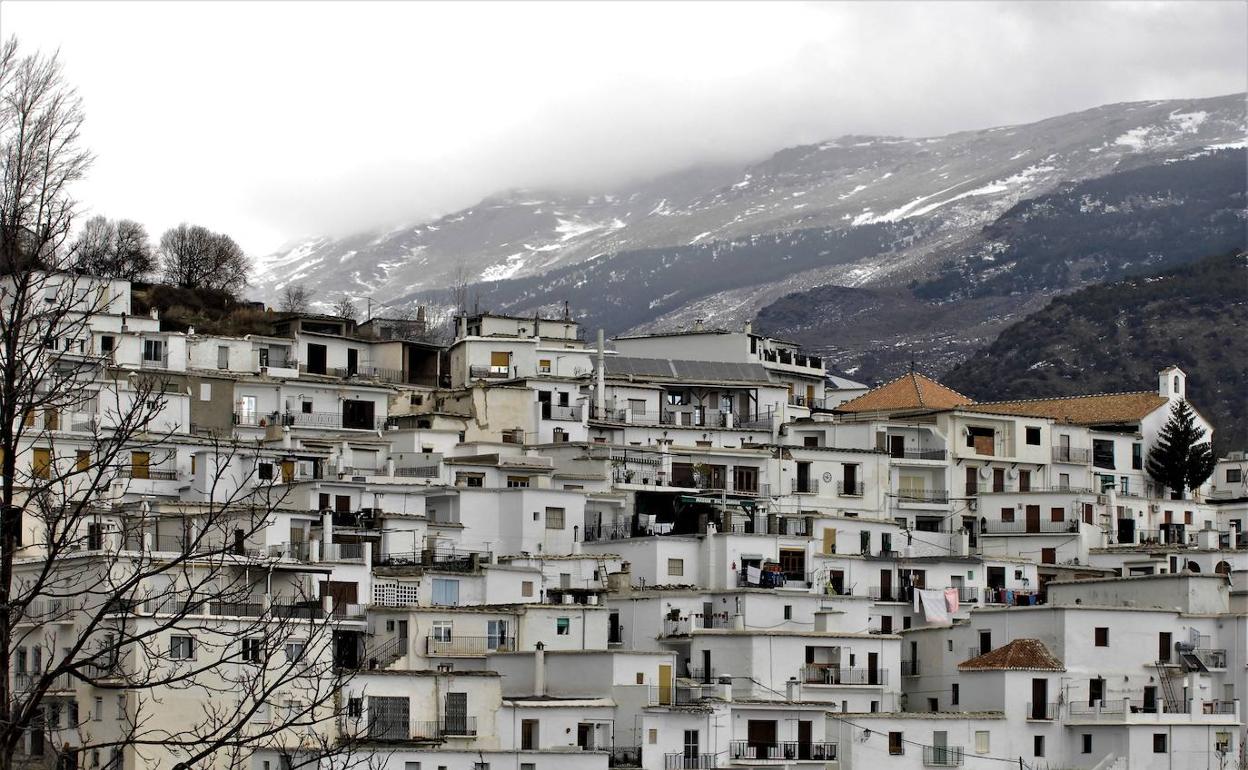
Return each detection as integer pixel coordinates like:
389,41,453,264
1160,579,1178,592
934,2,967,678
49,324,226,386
658,664,672,705
131,451,150,480
798,720,813,760
1025,505,1041,533
889,435,905,458
1031,678,1048,719
880,570,893,602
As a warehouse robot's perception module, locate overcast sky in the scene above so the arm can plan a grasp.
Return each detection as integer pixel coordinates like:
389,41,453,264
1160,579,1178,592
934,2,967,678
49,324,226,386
4,0,1245,255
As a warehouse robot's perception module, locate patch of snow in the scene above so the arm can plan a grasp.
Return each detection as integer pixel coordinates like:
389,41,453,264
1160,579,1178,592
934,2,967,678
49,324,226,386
689,231,713,244
838,184,869,200
479,253,527,282
732,174,753,190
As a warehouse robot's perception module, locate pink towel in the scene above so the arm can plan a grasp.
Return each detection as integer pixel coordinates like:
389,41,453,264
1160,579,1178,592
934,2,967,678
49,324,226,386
944,588,960,613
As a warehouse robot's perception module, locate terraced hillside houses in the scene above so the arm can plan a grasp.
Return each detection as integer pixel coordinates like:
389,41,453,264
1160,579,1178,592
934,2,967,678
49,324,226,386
7,282,1244,770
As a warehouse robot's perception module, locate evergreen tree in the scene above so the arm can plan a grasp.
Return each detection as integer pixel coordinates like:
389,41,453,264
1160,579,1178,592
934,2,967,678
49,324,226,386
1146,400,1216,496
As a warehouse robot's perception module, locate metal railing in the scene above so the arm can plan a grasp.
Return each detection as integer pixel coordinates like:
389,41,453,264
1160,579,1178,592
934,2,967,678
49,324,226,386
800,665,887,685
1052,446,1091,463
584,523,636,542
1026,702,1057,720
664,753,716,769
542,404,582,421
980,518,1080,535
901,660,920,677
1193,648,1228,669
393,465,440,478
890,449,948,461
424,635,515,656
897,489,948,504
469,365,511,379
728,741,837,761
608,746,643,768
923,746,964,767
376,547,490,571
116,467,179,481
792,478,819,494
836,480,863,496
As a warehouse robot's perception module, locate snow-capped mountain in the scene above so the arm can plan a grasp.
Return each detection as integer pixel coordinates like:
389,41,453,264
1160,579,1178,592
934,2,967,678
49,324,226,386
255,93,1245,344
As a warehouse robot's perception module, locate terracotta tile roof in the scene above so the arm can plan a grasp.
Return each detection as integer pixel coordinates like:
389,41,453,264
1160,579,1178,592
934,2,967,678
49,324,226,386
959,639,1064,671
834,372,974,414
960,392,1168,425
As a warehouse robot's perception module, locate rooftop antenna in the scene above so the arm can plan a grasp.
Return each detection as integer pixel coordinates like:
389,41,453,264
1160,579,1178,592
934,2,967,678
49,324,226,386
563,300,570,320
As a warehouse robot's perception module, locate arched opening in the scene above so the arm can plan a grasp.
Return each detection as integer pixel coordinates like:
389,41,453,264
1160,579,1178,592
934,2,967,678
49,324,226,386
1215,561,1231,576
1186,561,1200,573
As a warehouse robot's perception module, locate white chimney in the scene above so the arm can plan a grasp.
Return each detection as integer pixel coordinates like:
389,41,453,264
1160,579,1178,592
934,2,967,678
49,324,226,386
534,643,546,696
595,329,606,413
786,677,801,702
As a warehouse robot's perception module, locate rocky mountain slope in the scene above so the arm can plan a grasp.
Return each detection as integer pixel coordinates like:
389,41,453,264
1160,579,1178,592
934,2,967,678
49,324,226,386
942,252,1248,454
255,93,1245,327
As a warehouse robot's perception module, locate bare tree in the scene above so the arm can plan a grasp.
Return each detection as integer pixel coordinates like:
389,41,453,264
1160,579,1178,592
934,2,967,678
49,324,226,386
70,215,155,281
330,296,357,322
279,284,314,314
158,224,249,295
1,37,369,770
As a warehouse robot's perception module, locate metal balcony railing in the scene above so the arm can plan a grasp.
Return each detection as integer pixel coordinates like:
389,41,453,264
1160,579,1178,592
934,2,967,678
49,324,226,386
901,660,920,677
890,448,948,461
923,746,964,767
980,518,1080,535
541,404,582,421
116,467,179,481
1027,702,1057,720
729,741,837,761
664,753,716,769
608,746,643,768
801,665,887,685
1052,446,1091,463
470,365,511,379
376,547,490,571
424,635,515,656
897,489,949,504
836,480,863,497
1193,648,1228,669
792,478,819,494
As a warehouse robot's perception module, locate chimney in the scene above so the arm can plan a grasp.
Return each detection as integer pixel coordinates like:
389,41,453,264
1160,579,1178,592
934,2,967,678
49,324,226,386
595,329,606,413
693,319,705,332
743,320,752,335
534,642,546,696
786,677,801,702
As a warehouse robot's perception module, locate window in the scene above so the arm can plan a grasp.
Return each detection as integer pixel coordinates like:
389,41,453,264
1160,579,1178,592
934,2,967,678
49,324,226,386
432,621,452,643
1025,427,1041,445
545,507,565,530
1092,439,1115,469
648,728,657,744
142,339,164,363
241,638,263,663
1094,627,1109,647
217,346,229,369
888,731,904,755
1033,736,1044,757
405,763,422,770
951,683,959,705
521,581,534,597
556,617,570,635
1001,506,1015,523
1228,468,1243,483
1050,507,1064,522
489,351,510,374
1081,734,1092,754
100,334,115,353
667,558,684,577
974,731,989,754
258,462,273,481
1133,443,1143,470
170,635,195,660
347,698,363,718
783,605,792,620
75,450,90,473
285,640,305,661
538,359,552,373
94,696,103,721
32,448,52,480
432,578,460,606
130,450,150,480
1216,732,1231,755
507,476,530,488
1152,734,1167,753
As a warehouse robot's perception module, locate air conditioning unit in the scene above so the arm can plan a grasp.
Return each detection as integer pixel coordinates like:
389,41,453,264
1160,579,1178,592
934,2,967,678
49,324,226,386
1097,495,1109,505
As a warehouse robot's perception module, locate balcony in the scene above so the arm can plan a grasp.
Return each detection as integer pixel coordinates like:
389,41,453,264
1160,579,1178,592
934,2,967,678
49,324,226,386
890,448,948,462
1052,446,1091,464
900,660,920,677
541,403,582,421
801,665,887,686
1026,702,1057,720
792,478,819,495
665,753,717,769
728,741,837,762
897,489,949,505
609,746,643,768
923,746,964,767
1065,699,1239,723
470,364,512,380
424,635,515,657
354,717,477,741
116,467,179,481
377,547,490,572
234,410,386,431
836,480,863,497
1192,647,1228,670
979,518,1080,535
